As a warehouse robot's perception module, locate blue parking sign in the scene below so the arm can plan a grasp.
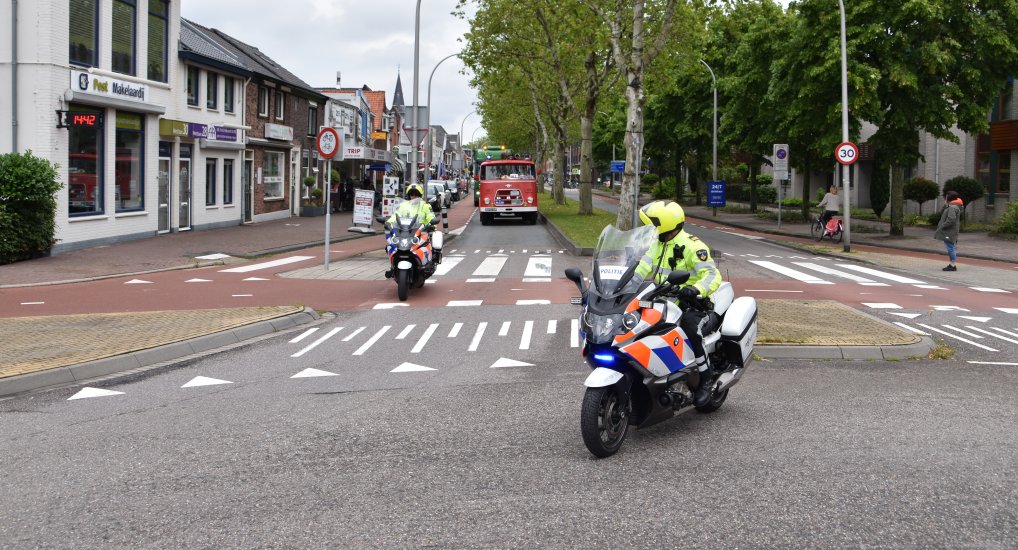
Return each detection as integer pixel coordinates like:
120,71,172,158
707,181,726,207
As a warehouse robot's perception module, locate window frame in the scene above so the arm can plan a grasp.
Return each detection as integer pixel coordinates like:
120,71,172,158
69,0,99,67
223,158,235,205
275,91,285,120
258,87,269,117
307,106,318,137
206,71,218,111
262,151,285,199
224,77,236,113
67,104,105,217
146,0,168,82
114,111,145,213
111,0,137,76
206,158,218,206
186,66,200,107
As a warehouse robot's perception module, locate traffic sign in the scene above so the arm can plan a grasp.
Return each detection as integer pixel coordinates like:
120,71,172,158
610,160,625,173
707,181,726,207
773,143,789,180
835,141,859,165
402,125,429,147
316,127,340,159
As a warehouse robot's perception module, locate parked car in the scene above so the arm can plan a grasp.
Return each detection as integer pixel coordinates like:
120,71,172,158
425,180,452,211
448,180,461,201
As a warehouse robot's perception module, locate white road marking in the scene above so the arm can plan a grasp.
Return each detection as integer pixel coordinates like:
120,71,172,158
941,325,985,339
994,307,1018,314
499,321,511,336
20,302,44,305
185,278,212,283
125,279,153,284
467,278,496,283
834,264,925,284
448,323,463,338
291,368,338,378
182,376,232,388
915,323,998,352
434,255,464,276
391,362,435,373
520,321,534,350
68,387,124,400
292,327,343,357
863,303,902,309
745,289,804,293
523,278,552,283
194,253,230,260
342,327,365,341
448,300,483,307
967,361,1018,366
965,326,1018,344
893,322,929,335
490,358,534,368
792,262,886,285
547,319,558,334
373,303,409,309
395,325,416,339
571,319,580,348
468,322,487,352
914,285,946,290
971,287,1010,293
931,305,968,312
990,327,1018,338
958,316,992,323
472,256,508,277
289,328,319,343
243,277,269,282
353,325,391,356
888,312,923,319
749,261,833,284
219,255,315,273
231,294,254,297
411,323,439,353
516,299,551,305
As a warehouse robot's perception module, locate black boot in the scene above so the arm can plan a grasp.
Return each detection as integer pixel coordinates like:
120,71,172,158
693,361,715,408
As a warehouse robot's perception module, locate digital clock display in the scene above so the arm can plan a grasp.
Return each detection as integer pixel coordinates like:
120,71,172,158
72,114,98,126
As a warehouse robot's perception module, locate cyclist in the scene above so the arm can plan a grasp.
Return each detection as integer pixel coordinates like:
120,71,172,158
817,185,841,227
636,201,723,408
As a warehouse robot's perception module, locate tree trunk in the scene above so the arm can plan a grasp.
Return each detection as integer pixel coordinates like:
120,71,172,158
579,114,593,215
749,161,758,212
801,166,812,221
890,164,905,236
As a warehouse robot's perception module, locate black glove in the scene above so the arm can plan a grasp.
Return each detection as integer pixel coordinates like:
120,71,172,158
678,286,700,301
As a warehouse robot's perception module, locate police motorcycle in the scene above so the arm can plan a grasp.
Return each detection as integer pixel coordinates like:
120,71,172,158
564,224,758,458
376,214,443,301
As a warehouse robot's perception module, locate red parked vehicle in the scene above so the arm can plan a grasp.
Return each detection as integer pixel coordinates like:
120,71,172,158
476,157,538,225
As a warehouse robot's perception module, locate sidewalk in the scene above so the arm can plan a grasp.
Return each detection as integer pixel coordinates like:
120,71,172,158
4,198,989,398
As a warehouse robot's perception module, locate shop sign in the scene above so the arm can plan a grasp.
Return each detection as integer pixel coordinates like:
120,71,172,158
159,119,238,141
371,131,387,141
71,69,149,103
265,123,294,141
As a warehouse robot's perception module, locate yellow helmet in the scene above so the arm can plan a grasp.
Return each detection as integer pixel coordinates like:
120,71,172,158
406,183,424,197
639,201,686,235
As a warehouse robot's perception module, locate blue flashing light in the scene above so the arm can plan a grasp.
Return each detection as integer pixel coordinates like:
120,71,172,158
593,353,616,364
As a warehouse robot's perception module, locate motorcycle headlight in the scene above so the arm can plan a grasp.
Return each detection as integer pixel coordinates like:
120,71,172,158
412,236,421,245
400,238,410,248
622,311,640,331
586,313,625,345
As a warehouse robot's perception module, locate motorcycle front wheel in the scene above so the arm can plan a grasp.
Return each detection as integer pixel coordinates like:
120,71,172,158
580,386,630,458
397,269,410,301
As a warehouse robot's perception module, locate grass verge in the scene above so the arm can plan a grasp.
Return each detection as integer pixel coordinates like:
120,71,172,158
538,191,617,248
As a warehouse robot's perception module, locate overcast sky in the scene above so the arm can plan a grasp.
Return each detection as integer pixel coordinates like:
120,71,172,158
180,0,483,143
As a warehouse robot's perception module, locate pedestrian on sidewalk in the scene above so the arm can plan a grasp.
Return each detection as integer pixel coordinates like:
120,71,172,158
817,185,841,226
934,190,963,271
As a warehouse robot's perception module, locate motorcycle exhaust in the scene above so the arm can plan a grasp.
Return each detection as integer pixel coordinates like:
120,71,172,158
715,368,744,392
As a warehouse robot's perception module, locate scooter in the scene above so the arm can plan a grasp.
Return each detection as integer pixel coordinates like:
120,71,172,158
377,214,443,301
564,224,758,458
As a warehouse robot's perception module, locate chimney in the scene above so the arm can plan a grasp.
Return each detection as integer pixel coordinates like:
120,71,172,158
336,71,342,88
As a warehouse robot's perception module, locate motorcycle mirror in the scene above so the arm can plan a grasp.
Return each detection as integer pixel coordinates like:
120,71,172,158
564,267,586,293
375,216,386,224
667,270,691,286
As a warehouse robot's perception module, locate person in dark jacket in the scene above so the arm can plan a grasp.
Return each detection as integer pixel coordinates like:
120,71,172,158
934,190,963,271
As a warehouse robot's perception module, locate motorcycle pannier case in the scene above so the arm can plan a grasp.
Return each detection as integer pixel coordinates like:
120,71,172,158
719,296,758,367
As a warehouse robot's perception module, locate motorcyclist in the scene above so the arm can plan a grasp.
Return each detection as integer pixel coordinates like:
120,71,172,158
636,201,723,407
384,183,439,277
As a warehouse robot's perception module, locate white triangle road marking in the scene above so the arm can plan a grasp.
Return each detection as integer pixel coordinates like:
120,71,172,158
124,279,153,284
291,368,339,378
68,387,124,400
194,253,231,260
863,303,902,309
181,376,233,388
390,362,436,373
373,303,410,309
490,357,534,368
958,316,992,323
888,312,922,319
185,278,212,283
971,287,1010,293
243,277,270,281
994,307,1018,314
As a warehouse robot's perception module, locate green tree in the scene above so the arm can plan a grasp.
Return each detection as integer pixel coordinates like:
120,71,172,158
903,176,939,215
942,175,984,218
851,0,1018,235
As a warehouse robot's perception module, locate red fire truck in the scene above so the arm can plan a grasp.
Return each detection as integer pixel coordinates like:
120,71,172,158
476,156,538,225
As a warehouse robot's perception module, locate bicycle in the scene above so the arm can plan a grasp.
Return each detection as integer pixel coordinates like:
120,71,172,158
811,214,843,243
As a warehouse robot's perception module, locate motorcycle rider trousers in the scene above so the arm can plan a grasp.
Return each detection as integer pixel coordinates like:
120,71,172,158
680,309,718,370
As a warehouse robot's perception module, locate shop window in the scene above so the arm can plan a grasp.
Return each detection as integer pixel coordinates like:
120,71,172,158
111,0,136,75
224,77,235,113
207,72,218,110
307,106,318,136
147,0,168,82
67,105,104,216
187,66,199,106
69,0,98,66
206,158,217,205
977,134,992,193
115,112,144,212
263,151,284,199
223,159,235,205
258,87,269,117
275,91,285,120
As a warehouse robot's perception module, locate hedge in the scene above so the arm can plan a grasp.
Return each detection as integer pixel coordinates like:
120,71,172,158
0,151,62,264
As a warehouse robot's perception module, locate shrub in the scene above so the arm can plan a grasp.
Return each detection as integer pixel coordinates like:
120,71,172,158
994,199,1018,234
303,176,316,187
0,151,62,264
642,173,660,188
942,176,983,205
757,185,777,204
651,179,672,200
756,174,773,186
815,186,827,203
904,176,940,214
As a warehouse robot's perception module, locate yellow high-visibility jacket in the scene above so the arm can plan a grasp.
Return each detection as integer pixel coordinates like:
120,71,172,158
636,230,722,297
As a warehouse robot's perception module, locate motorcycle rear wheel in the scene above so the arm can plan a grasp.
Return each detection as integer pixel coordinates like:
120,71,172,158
580,387,630,458
397,269,410,301
695,387,729,413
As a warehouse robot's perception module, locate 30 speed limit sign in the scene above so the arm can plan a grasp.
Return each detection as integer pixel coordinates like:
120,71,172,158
835,141,859,165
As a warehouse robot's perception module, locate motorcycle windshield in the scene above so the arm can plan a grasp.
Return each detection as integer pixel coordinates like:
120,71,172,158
393,215,420,237
590,224,657,298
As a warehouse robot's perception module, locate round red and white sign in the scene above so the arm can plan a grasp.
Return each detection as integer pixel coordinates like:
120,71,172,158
835,141,859,165
316,127,340,159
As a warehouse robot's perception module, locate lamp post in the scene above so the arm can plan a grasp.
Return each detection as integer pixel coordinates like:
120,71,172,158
700,60,718,183
460,110,475,177
410,0,422,190
838,0,852,252
426,52,460,181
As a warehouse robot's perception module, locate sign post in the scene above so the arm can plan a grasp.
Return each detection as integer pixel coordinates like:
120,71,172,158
316,127,340,271
835,141,858,252
773,144,789,228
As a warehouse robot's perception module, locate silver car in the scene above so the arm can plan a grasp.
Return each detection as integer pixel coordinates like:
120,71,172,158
426,181,452,210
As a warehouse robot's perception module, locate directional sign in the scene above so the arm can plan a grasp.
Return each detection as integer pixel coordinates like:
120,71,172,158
316,127,340,159
835,141,859,165
610,160,625,173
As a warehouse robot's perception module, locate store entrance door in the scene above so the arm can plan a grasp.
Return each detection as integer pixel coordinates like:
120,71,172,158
157,141,172,233
178,143,192,231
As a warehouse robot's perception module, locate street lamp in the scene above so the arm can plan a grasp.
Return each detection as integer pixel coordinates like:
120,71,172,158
838,0,852,252
460,110,475,176
426,52,460,180
410,0,422,189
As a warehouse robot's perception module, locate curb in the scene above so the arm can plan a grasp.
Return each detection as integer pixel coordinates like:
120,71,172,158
757,336,936,361
0,308,322,399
